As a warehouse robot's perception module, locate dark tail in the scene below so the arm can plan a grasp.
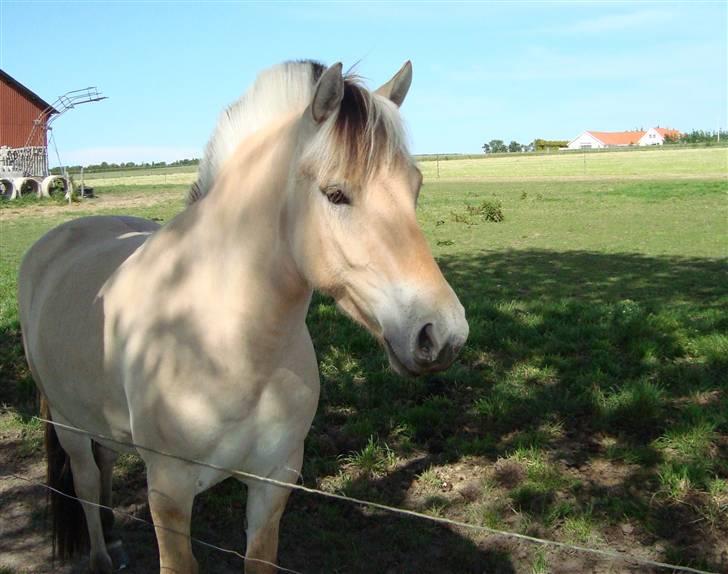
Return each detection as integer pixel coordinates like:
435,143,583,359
43,398,88,559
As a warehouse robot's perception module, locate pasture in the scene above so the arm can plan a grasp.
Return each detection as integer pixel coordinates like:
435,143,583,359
1,147,726,573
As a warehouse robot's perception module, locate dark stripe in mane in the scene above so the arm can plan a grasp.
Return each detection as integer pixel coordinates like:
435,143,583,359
320,77,403,183
309,61,326,82
335,81,370,174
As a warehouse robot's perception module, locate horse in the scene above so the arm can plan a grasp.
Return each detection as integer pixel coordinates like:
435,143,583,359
18,60,469,573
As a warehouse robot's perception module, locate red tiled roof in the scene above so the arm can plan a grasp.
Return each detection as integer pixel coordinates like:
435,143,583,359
587,130,645,145
583,128,682,145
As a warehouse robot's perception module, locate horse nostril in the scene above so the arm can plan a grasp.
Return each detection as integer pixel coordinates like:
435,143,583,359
415,323,437,364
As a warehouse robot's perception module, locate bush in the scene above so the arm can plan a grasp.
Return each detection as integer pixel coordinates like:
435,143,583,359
467,200,504,222
451,200,504,225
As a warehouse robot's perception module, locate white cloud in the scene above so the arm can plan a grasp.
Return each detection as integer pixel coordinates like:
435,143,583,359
558,9,673,35
53,146,201,168
440,40,719,84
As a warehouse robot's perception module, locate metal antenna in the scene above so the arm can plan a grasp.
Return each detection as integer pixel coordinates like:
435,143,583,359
21,87,108,174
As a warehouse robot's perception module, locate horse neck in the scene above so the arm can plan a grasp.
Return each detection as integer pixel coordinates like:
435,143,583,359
168,115,311,335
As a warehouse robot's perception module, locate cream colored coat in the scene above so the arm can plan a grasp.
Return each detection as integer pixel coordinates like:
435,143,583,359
19,61,468,574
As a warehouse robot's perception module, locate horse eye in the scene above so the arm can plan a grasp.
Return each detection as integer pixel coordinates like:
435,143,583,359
323,186,350,206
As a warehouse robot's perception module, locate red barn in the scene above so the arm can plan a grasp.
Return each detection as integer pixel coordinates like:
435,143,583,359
0,69,57,149
0,70,59,186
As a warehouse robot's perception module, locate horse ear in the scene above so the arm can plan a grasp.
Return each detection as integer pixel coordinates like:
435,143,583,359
311,62,344,123
374,61,412,107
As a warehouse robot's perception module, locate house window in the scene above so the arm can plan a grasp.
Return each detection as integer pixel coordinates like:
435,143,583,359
581,144,592,149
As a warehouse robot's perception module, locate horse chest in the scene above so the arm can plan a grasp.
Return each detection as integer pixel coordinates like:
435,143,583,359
121,319,320,472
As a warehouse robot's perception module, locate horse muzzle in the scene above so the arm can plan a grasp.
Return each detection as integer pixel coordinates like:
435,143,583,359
383,306,469,377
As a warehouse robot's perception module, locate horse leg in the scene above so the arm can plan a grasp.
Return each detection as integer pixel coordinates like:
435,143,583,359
55,427,113,574
146,459,199,574
243,447,303,574
94,444,118,542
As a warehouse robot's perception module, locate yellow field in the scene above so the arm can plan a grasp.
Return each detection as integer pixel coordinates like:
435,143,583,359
75,147,727,189
82,171,198,188
418,147,727,180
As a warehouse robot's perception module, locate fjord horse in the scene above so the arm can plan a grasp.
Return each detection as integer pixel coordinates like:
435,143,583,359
19,60,468,573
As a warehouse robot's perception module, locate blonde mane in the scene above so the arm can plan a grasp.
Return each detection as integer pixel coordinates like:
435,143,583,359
188,60,409,205
189,61,322,204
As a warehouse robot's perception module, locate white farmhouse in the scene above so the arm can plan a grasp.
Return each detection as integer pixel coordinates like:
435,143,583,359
567,127,680,149
638,127,680,146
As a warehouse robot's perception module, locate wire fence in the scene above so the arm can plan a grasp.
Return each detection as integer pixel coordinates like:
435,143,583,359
3,472,301,574
1,415,717,574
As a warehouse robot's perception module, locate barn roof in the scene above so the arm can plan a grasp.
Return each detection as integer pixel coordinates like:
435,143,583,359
581,128,682,146
587,130,645,145
0,69,58,114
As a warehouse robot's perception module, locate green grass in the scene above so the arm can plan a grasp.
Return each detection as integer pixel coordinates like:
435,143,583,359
530,548,550,574
0,192,68,209
340,436,397,478
1,148,726,572
420,179,727,257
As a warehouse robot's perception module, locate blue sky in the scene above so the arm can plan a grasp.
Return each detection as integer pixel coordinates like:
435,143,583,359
1,1,726,166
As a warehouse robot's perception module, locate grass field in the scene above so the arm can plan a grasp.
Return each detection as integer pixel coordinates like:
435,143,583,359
419,147,727,180
63,146,727,187
1,147,726,573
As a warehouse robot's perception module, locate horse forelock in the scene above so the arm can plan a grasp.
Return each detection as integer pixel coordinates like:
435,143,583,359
189,62,409,206
301,77,409,184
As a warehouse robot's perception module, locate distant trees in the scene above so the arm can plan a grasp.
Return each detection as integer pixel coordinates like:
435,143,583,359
665,130,727,144
482,139,553,153
484,139,508,153
508,140,523,153
51,158,200,174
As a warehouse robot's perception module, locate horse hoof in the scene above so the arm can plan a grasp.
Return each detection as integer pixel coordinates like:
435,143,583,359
89,551,114,574
107,539,130,570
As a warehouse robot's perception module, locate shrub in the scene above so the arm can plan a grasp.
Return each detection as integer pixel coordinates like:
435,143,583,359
467,200,504,222
450,200,504,225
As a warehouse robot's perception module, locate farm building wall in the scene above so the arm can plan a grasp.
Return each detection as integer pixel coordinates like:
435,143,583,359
639,128,665,146
0,75,48,148
566,132,606,150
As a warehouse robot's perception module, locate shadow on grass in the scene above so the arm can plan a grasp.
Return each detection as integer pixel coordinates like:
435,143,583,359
2,248,725,572
303,249,727,572
0,323,36,413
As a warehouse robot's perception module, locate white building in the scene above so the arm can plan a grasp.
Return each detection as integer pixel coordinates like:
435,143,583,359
567,127,680,150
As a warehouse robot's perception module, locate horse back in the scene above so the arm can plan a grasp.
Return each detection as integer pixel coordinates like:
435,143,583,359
18,215,160,428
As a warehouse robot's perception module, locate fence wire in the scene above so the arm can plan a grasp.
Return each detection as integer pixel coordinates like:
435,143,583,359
5,415,718,574
2,472,301,574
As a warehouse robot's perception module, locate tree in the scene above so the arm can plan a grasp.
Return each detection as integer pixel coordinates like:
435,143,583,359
533,139,568,151
508,140,522,153
489,139,507,153
669,129,727,144
482,143,491,154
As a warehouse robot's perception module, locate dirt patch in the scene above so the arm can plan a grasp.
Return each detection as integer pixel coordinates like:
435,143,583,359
0,190,183,221
2,429,727,573
0,424,71,574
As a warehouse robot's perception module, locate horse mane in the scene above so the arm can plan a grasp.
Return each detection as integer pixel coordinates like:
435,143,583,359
188,60,408,205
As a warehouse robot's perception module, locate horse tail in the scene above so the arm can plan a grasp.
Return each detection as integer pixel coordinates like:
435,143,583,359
43,397,88,559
